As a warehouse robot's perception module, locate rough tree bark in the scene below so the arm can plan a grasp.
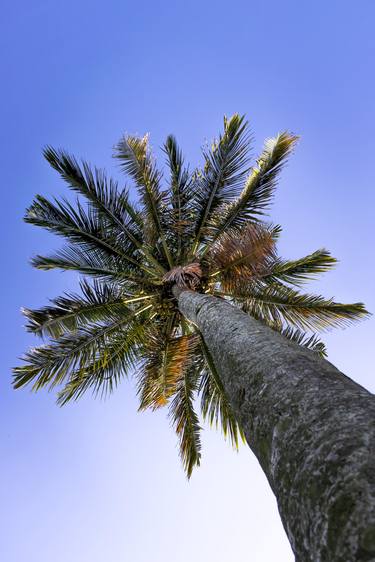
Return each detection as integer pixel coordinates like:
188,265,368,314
175,288,375,562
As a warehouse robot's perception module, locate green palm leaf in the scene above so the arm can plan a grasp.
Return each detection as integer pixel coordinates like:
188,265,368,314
199,337,244,448
31,245,158,290
205,132,298,254
263,249,337,286
14,115,370,477
169,369,202,478
44,147,143,234
190,114,251,255
44,147,165,274
13,303,153,392
163,135,194,263
57,321,148,405
137,316,195,410
114,134,173,267
23,279,153,338
25,194,156,276
269,324,327,357
238,282,368,331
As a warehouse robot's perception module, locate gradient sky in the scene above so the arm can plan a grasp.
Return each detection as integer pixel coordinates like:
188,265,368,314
1,1,375,561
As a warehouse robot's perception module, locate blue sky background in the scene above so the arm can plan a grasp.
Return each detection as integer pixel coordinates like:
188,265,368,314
1,1,374,560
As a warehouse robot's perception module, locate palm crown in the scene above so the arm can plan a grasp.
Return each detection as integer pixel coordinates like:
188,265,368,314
14,114,368,476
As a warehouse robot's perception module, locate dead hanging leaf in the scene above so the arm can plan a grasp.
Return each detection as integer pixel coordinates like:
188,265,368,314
138,331,200,410
162,263,202,290
207,223,276,291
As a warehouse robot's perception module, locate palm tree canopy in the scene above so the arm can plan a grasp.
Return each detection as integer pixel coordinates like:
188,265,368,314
14,114,368,476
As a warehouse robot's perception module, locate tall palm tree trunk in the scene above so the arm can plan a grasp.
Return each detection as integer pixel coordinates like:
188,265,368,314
175,288,375,562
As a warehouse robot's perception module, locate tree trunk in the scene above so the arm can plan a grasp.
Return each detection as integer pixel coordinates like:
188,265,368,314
175,288,375,562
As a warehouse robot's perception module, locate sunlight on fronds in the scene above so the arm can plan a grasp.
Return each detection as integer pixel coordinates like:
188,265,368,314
190,114,251,256
138,324,198,410
114,134,173,267
14,114,369,476
203,132,299,253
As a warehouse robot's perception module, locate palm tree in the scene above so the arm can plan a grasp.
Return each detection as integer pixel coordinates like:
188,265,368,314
14,115,375,561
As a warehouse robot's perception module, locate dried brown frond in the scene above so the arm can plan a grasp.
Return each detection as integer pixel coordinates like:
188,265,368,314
162,263,202,290
138,329,199,410
207,223,276,292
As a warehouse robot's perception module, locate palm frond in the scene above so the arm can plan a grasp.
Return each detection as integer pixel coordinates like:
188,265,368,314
26,195,121,254
31,245,157,290
163,135,194,262
162,263,202,291
23,279,153,338
206,132,298,248
270,324,327,357
114,134,173,267
169,369,201,478
263,249,337,287
238,282,369,331
56,321,148,405
15,115,370,479
199,337,244,448
44,146,142,226
13,304,153,392
44,147,165,274
25,194,157,277
138,322,198,410
206,223,276,292
190,114,251,255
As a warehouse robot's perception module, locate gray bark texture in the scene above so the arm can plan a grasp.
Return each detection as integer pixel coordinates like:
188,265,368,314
176,288,375,562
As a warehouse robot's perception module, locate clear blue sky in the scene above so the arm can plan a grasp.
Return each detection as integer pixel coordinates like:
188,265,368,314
1,1,374,561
